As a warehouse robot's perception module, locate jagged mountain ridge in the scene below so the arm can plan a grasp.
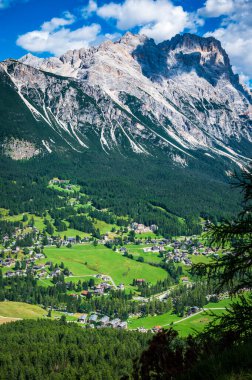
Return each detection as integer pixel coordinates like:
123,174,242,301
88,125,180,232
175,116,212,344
1,32,252,166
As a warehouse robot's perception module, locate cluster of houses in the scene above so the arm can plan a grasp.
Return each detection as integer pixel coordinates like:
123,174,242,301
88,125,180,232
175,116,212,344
206,291,230,303
2,227,74,250
3,259,67,279
131,223,158,234
50,178,69,185
75,282,113,298
136,326,162,333
166,250,193,266
0,257,15,268
117,239,170,256
1,249,48,278
117,237,217,267
77,313,127,329
143,245,165,253
45,236,90,246
164,238,218,266
49,178,75,191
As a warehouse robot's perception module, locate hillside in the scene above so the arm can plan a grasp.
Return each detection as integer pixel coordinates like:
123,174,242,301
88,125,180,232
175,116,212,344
0,301,47,321
0,32,251,227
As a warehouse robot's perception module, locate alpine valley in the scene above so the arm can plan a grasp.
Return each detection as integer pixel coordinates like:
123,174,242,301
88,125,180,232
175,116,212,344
0,32,252,233
1,24,252,380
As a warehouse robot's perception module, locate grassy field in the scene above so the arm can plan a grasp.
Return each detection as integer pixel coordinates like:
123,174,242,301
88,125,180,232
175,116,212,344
173,309,225,337
64,275,97,284
134,232,161,239
2,208,118,237
2,209,93,238
93,219,119,235
204,298,233,308
48,183,80,194
56,222,90,239
190,254,212,265
37,278,55,287
0,316,22,324
128,311,180,329
126,244,163,264
42,244,168,288
0,301,81,324
3,211,49,231
0,301,48,319
128,308,226,335
128,297,231,334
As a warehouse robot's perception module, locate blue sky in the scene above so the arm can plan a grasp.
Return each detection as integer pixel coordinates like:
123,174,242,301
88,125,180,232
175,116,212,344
0,0,251,85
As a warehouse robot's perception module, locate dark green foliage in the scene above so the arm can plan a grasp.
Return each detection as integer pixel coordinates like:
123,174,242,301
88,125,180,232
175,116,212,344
0,274,171,319
15,232,34,247
134,329,198,380
0,220,22,240
135,277,172,297
0,174,65,215
0,319,151,380
0,63,246,236
44,219,54,235
192,168,252,292
134,327,252,380
54,218,67,232
0,142,242,237
135,167,252,379
181,338,252,380
68,215,95,234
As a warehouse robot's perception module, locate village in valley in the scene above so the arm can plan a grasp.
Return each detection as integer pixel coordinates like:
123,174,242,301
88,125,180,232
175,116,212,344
0,178,229,333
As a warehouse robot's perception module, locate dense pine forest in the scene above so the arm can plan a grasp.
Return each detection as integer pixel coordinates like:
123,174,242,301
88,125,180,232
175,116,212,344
0,319,151,380
0,148,241,236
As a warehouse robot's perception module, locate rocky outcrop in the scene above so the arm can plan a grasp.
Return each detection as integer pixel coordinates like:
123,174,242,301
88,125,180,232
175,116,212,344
2,138,40,160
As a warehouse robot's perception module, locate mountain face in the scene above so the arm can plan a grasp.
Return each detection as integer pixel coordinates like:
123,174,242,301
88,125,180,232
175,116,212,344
0,32,251,167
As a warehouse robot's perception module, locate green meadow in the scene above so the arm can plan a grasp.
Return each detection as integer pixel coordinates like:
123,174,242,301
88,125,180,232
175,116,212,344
128,308,226,335
128,311,180,329
93,219,119,235
0,301,48,319
42,244,168,288
173,309,226,337
126,244,163,264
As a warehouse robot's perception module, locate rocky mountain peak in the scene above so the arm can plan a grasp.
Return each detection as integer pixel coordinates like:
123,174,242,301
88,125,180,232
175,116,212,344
59,47,89,65
153,33,248,94
18,32,248,94
165,33,224,55
19,53,43,68
117,32,150,51
1,32,251,165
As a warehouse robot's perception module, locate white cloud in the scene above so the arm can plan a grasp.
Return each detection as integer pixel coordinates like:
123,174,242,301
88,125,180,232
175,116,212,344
41,12,75,32
82,0,98,19
96,0,190,42
104,32,121,41
204,0,252,81
198,0,234,18
16,14,101,55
